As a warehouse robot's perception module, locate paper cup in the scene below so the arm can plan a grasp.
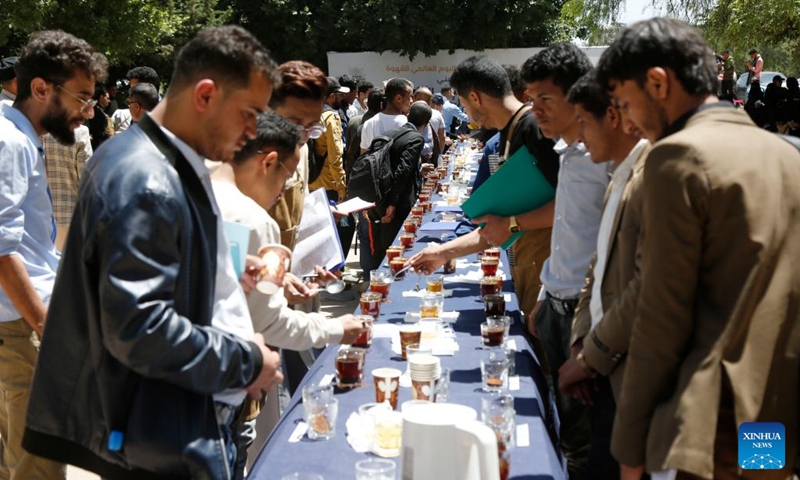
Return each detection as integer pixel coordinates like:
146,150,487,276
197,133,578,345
256,244,292,295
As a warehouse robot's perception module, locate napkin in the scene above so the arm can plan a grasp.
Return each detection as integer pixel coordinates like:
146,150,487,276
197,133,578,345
403,311,460,323
401,289,454,298
444,270,506,284
345,412,372,453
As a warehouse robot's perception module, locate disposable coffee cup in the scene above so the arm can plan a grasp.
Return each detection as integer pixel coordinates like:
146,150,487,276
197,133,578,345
256,244,292,295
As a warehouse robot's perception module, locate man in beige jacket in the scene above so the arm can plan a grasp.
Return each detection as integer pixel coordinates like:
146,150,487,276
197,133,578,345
596,18,800,480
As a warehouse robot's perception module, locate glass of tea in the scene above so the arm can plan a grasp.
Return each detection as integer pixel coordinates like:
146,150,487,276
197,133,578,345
369,271,393,301
399,233,415,249
402,220,417,235
480,317,507,347
420,201,432,213
411,204,424,217
481,354,509,393
335,347,365,389
418,192,430,204
389,257,409,278
352,315,374,348
480,256,499,276
484,247,502,259
410,215,422,226
479,276,502,299
419,293,443,319
488,315,512,338
484,294,506,317
426,274,444,293
360,292,382,318
386,246,404,262
437,166,448,179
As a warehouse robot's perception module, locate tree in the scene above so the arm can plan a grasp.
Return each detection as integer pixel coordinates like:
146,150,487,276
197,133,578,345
224,0,566,72
561,0,800,75
0,0,230,67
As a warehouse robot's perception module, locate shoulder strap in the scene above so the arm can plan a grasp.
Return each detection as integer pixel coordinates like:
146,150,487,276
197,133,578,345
503,105,533,160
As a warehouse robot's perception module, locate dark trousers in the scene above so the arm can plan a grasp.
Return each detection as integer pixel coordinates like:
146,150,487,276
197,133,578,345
588,376,620,480
720,79,735,102
337,214,356,260
534,298,591,479
358,211,382,281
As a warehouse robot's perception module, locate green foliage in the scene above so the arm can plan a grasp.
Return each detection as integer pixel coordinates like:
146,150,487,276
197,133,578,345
562,0,800,76
0,0,230,68
214,0,566,71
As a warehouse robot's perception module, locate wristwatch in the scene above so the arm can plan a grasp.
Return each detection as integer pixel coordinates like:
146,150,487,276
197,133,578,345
508,215,520,234
576,352,598,378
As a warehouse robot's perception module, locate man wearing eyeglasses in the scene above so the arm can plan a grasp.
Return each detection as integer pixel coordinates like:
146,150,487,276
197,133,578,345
0,30,107,480
112,82,159,133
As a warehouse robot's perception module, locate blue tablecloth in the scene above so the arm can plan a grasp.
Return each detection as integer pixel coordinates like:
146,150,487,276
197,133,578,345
249,194,565,480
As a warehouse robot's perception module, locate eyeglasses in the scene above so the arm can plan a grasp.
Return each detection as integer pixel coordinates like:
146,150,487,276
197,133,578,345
56,85,97,114
257,151,296,187
296,123,325,140
128,100,140,107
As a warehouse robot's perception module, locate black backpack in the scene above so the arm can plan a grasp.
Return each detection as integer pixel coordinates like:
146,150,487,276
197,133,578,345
347,129,412,204
306,138,326,185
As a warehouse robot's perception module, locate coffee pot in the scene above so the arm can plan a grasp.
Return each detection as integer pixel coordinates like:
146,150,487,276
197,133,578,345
400,402,499,480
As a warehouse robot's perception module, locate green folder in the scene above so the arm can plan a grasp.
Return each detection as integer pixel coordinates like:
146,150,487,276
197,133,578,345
461,145,555,249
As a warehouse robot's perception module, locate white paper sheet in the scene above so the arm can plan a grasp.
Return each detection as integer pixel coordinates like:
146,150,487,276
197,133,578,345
291,188,345,277
335,197,376,215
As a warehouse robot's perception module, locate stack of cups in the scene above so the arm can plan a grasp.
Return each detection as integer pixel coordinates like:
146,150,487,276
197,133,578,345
408,353,441,401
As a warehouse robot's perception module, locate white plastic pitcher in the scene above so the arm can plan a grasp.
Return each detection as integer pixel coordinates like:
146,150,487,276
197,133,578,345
400,402,499,480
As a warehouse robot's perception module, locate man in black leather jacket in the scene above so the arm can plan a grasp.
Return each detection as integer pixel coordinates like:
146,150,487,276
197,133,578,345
22,26,284,480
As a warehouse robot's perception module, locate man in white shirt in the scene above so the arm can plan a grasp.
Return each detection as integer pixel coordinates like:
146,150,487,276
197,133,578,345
413,86,445,161
211,110,363,477
111,82,159,132
353,80,373,116
555,70,651,479
360,77,412,152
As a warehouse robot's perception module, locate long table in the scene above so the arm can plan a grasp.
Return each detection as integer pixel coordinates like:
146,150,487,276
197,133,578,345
249,183,565,480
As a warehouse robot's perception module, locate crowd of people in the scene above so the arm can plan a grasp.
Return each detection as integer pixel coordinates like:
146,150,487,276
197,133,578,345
713,48,800,136
0,16,797,480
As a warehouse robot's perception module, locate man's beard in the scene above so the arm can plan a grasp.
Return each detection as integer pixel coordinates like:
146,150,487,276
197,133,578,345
41,96,79,145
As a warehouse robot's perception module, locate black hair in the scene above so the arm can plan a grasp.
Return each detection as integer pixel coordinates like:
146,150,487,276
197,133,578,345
596,18,718,96
748,48,758,55
357,80,374,93
449,56,511,99
520,43,592,95
385,78,413,103
129,82,159,110
338,74,358,90
787,77,799,95
126,66,160,91
170,25,279,94
567,71,611,120
15,30,108,101
408,101,432,127
233,110,301,163
365,87,385,116
440,87,452,95
502,64,526,102
92,84,107,100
